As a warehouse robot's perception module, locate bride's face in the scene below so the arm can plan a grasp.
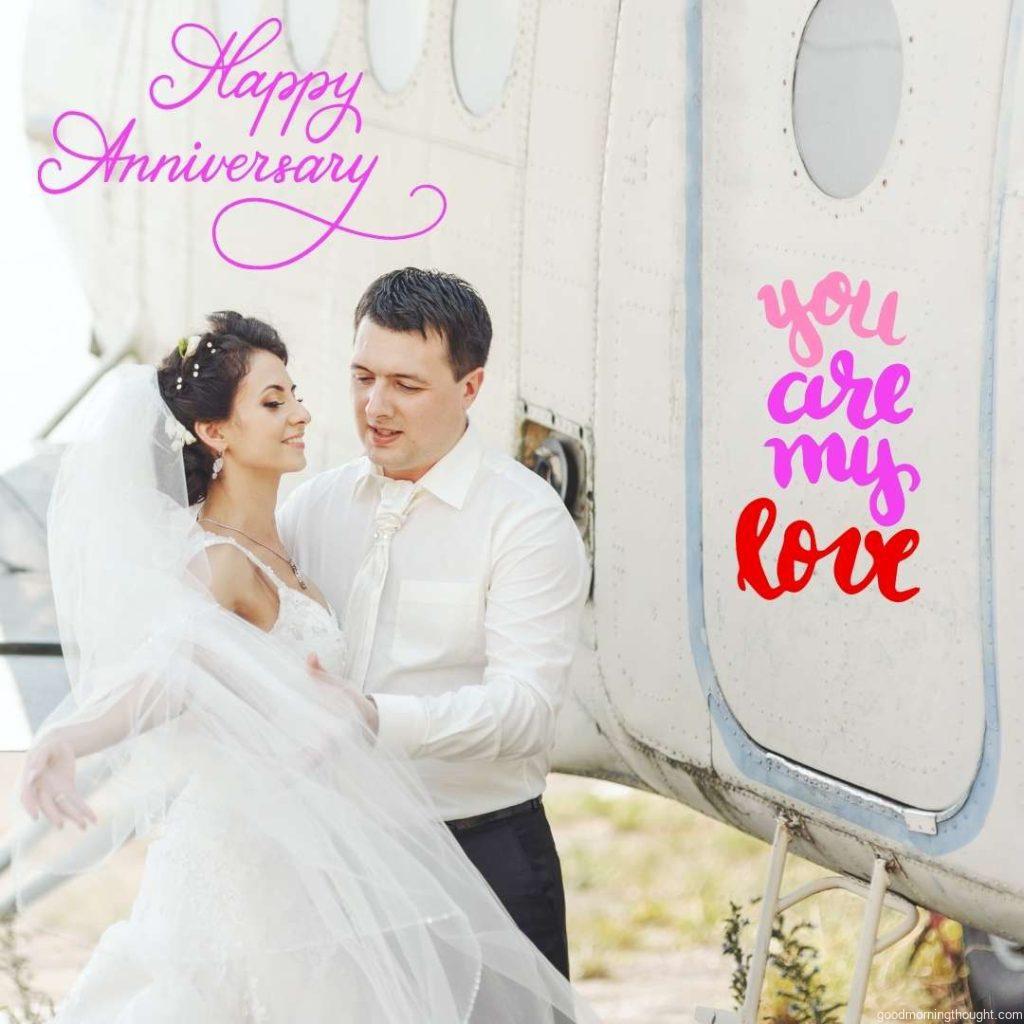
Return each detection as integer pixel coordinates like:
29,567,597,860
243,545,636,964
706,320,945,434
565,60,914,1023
208,350,311,477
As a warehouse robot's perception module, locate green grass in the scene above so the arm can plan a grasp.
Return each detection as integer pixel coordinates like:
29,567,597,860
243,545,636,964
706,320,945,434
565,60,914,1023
546,775,968,1016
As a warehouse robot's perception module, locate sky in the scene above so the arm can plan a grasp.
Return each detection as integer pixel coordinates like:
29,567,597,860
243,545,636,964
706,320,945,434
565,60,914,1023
0,0,95,473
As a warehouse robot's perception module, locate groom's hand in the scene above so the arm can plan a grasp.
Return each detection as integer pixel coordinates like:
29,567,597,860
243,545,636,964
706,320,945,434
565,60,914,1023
306,653,380,735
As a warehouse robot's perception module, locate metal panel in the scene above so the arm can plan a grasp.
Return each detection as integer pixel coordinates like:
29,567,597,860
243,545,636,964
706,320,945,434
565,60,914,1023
518,0,620,426
700,0,1005,812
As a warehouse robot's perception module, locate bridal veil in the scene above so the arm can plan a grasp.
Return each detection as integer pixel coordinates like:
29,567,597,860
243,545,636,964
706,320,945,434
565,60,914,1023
9,363,599,1023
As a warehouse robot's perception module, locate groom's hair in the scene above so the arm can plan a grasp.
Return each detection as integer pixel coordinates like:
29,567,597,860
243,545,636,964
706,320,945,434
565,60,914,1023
353,268,492,380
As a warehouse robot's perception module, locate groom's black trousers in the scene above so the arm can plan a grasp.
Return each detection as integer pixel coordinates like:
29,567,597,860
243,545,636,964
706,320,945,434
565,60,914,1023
445,795,570,980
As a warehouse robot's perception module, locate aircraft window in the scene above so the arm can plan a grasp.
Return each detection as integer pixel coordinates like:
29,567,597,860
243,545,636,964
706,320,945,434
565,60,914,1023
451,0,521,116
284,0,342,71
792,0,903,198
366,0,430,94
213,0,263,37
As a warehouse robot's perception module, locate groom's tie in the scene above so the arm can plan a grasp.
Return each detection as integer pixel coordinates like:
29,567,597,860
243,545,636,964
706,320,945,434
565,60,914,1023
343,477,419,689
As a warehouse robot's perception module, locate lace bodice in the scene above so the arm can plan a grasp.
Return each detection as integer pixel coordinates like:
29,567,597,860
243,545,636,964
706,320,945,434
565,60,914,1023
200,534,347,676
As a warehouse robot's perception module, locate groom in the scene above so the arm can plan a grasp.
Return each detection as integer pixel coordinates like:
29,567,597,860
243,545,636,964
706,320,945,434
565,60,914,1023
277,267,590,979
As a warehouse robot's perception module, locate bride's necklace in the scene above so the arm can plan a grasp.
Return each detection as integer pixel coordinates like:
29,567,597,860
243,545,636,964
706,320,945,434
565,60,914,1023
198,516,308,590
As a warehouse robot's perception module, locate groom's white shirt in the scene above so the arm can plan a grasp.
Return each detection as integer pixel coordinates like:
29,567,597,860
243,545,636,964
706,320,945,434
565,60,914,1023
277,420,590,820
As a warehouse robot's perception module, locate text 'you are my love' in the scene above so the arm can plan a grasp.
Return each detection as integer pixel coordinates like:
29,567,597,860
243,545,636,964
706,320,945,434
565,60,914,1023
736,271,921,603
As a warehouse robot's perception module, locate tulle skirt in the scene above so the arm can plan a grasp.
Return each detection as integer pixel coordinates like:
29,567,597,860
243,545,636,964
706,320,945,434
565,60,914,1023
53,773,412,1023
50,761,590,1024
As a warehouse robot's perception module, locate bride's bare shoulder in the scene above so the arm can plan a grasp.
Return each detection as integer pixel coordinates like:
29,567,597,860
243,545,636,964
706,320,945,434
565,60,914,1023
189,540,261,615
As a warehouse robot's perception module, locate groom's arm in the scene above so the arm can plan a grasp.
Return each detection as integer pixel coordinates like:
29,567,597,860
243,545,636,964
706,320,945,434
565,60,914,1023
369,501,590,761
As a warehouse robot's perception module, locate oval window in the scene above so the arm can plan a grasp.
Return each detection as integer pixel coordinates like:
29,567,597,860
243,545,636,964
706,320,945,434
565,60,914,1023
284,0,341,71
213,0,263,37
451,0,521,116
366,0,429,95
792,0,903,198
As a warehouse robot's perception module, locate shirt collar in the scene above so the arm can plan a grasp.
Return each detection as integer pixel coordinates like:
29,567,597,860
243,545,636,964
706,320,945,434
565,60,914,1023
355,420,483,511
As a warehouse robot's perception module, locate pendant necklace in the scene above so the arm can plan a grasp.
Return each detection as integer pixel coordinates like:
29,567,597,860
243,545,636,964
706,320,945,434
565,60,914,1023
198,516,309,590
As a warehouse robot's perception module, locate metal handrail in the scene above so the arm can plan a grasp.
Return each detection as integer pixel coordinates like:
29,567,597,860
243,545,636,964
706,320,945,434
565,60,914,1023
35,340,139,441
775,873,920,953
0,642,62,657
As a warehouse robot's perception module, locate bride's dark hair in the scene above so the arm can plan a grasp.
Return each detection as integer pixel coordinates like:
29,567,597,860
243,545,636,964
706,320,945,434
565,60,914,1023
157,311,288,505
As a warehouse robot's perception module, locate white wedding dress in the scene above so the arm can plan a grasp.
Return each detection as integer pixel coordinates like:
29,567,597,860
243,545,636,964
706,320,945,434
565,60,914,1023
51,537,361,1023
14,364,598,1024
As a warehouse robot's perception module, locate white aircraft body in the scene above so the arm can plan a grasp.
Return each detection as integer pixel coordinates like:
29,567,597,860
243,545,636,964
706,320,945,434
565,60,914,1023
11,0,1024,1007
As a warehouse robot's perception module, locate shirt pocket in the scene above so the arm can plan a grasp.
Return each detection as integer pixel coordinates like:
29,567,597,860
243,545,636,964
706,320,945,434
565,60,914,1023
391,579,482,669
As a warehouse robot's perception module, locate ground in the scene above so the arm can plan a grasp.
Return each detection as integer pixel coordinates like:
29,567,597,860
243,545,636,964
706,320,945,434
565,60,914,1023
0,758,962,1023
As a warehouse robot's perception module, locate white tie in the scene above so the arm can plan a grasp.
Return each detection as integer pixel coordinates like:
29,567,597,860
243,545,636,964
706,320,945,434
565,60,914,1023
343,478,418,689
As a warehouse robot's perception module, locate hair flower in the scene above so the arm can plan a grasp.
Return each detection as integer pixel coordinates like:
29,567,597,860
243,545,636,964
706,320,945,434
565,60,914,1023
164,413,197,452
177,334,202,360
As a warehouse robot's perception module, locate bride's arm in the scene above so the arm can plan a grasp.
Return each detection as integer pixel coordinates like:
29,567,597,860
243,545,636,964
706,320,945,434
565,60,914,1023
35,667,189,760
20,668,194,829
21,544,258,827
44,546,257,752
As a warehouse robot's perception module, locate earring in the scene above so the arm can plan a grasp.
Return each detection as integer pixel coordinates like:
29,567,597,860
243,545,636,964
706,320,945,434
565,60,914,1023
212,453,224,480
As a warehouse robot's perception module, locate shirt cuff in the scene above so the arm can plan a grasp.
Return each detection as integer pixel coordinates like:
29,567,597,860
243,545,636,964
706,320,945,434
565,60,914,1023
369,692,429,757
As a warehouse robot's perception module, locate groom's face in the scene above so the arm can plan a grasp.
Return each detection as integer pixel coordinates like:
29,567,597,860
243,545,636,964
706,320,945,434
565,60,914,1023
351,318,483,481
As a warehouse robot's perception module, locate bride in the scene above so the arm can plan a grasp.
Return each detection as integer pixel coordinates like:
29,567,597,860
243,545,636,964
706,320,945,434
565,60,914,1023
13,311,599,1023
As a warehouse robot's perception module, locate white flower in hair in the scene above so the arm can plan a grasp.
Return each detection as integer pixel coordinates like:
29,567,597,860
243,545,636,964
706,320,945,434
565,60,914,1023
180,334,202,360
164,413,197,452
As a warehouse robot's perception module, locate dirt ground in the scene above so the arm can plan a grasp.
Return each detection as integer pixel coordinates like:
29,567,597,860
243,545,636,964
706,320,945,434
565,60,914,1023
572,945,732,1023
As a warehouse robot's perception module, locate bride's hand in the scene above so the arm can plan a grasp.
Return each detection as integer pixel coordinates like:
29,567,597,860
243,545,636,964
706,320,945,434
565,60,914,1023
20,735,97,830
305,653,380,735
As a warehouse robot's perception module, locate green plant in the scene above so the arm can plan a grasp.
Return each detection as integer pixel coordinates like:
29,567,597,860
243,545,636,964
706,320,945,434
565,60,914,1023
767,917,844,1024
724,900,752,1010
0,913,54,1024
723,903,844,1024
